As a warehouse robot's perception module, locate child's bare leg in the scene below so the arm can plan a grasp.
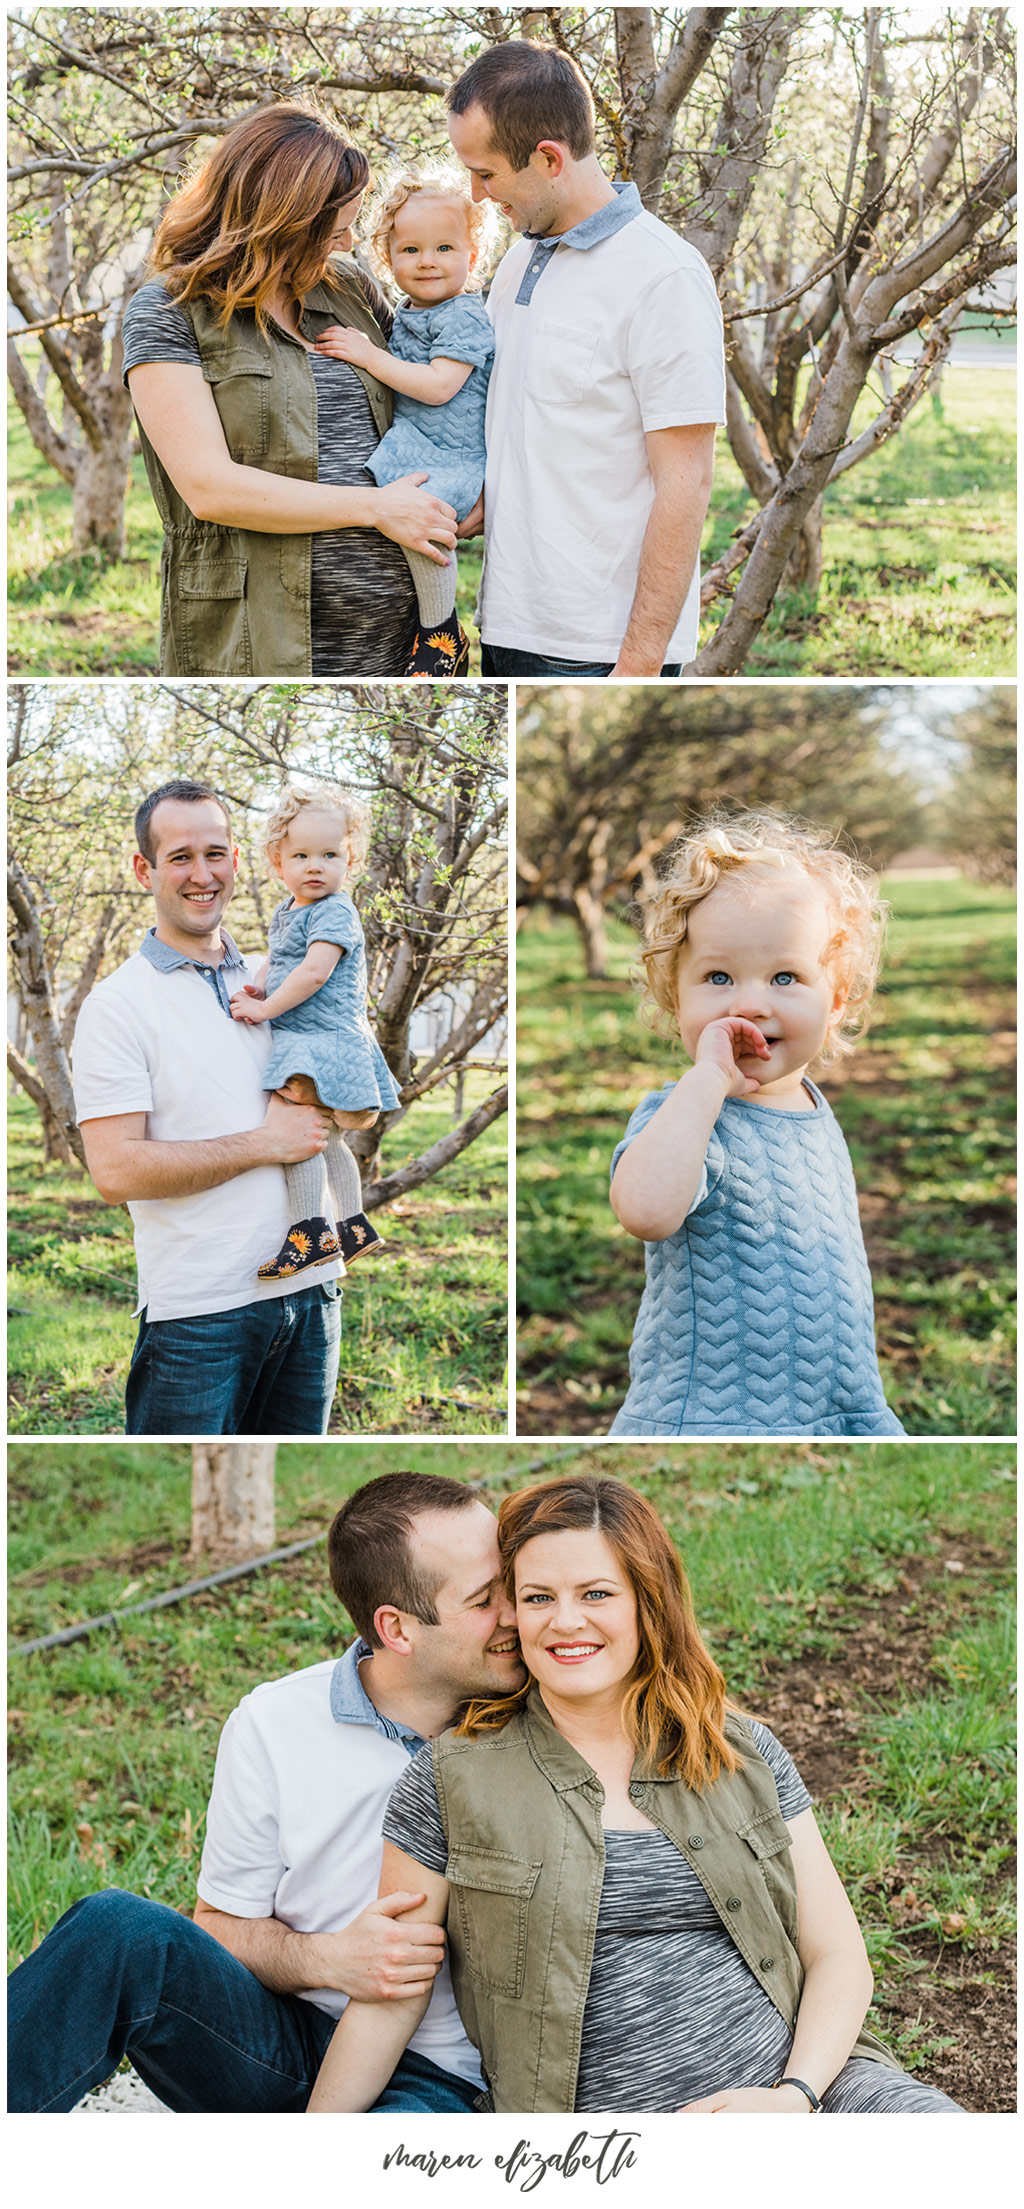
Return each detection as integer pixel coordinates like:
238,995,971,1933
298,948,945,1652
257,1076,339,1280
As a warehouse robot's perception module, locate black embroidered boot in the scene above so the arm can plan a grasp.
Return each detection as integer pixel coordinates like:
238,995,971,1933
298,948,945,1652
405,620,471,678
337,1213,386,1264
257,1217,341,1280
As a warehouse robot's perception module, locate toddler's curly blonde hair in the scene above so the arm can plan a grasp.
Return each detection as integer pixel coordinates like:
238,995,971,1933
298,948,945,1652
264,781,370,882
363,160,499,291
637,810,887,1066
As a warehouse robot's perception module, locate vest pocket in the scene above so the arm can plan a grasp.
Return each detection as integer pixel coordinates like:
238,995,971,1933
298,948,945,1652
738,1810,799,1944
447,1848,541,1998
203,356,273,458
176,555,252,675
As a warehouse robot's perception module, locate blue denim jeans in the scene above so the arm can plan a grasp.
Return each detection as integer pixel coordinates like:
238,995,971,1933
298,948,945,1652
481,644,683,678
7,1891,479,2114
125,1281,341,1436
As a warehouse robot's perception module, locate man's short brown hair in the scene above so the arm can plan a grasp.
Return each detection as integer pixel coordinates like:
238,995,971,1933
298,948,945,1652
448,40,595,171
327,1471,482,1647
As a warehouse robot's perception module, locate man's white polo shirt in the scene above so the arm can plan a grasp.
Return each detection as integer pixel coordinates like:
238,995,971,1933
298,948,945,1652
482,182,726,664
197,1645,483,2088
72,928,341,1322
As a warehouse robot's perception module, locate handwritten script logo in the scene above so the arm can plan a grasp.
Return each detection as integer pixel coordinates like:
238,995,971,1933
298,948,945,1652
382,2129,640,2190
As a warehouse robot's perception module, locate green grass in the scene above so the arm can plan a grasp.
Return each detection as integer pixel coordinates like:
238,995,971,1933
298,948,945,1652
6,347,484,675
516,878,1016,1435
700,366,1016,675
7,1076,507,1434
8,356,1013,676
8,1438,1015,2108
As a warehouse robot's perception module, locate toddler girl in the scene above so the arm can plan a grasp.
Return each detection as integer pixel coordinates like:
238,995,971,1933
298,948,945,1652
229,781,399,1280
609,813,904,1437
314,163,497,678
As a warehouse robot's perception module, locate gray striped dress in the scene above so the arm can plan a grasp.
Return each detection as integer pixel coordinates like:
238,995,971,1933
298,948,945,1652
122,280,419,676
383,1722,960,2113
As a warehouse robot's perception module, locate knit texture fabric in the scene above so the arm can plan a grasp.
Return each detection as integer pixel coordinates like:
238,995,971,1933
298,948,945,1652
609,1079,904,1438
364,292,493,519
262,892,401,1112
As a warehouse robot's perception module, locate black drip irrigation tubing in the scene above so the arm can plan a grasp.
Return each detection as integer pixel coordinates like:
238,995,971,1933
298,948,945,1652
8,1442,593,1660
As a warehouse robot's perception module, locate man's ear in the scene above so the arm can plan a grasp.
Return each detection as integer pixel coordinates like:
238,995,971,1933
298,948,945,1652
132,852,152,892
373,1603,415,1656
533,139,567,179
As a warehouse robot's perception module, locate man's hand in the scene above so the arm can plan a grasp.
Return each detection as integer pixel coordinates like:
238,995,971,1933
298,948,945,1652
456,491,484,539
258,1092,331,1165
610,422,716,675
308,1892,448,2002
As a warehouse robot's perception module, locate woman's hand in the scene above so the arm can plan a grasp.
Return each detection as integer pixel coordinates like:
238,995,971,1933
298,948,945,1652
315,322,377,370
678,2085,813,2113
371,474,457,564
229,984,269,1023
693,1016,772,1098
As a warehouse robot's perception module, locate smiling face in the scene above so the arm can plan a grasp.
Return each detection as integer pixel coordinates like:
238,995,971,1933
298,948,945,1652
404,1503,526,1702
674,872,845,1100
448,102,563,234
133,797,238,956
272,807,351,906
514,1527,640,1709
387,191,475,304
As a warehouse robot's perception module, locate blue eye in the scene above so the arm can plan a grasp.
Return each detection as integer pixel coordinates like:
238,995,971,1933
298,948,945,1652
708,971,731,986
773,972,796,986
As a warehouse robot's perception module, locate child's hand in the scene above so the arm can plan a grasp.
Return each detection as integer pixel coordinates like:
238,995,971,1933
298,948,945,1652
694,1017,773,1096
230,985,269,1024
315,323,377,370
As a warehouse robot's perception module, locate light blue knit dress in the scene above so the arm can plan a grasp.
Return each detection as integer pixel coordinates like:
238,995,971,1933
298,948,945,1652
609,1078,904,1438
364,292,494,521
262,892,400,1113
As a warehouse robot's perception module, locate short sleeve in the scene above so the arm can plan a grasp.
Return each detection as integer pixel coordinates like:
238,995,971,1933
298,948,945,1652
610,1082,724,1217
428,297,496,370
304,893,362,952
382,1745,449,1874
626,253,726,432
196,1701,287,1917
748,1721,813,1820
72,976,154,1121
122,282,201,386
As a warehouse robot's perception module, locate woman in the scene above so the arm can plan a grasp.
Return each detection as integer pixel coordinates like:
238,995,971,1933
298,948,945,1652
309,1476,961,2114
123,101,463,678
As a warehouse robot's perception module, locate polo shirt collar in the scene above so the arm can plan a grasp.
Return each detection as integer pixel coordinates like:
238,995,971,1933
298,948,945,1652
139,925,246,976
515,180,642,306
329,1637,428,1754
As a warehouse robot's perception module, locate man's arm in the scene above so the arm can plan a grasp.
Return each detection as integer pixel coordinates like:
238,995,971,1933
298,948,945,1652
611,422,716,677
79,1093,330,1205
193,1890,447,2003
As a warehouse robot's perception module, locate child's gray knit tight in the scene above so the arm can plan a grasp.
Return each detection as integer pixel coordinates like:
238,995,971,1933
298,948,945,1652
284,1131,362,1226
403,545,457,630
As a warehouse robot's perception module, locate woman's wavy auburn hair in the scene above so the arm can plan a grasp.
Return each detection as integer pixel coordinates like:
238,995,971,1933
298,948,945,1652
457,1476,739,1790
264,781,370,882
363,161,500,291
637,810,887,1066
151,101,370,329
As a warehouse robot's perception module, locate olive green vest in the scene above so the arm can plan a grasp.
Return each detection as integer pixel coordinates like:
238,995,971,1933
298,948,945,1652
433,1690,899,2113
133,258,395,677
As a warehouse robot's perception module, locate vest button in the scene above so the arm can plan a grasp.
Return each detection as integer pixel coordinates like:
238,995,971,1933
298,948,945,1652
726,1896,742,1911
688,1835,704,1849
760,1956,775,1971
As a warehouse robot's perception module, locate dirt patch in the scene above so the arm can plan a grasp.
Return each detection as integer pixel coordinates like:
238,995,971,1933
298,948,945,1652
516,1387,610,1435
745,1541,1015,2114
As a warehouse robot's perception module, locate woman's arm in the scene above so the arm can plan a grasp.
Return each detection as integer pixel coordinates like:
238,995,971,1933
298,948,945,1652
678,1808,874,2113
307,1843,450,2113
610,1018,770,1240
316,324,472,406
127,363,456,562
229,940,341,1024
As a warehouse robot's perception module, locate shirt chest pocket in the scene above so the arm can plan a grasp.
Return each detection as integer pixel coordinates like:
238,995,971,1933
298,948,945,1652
203,354,274,459
524,319,601,407
447,1848,541,1998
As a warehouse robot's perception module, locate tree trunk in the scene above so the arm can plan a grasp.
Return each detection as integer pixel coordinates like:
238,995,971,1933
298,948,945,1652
71,426,132,556
572,887,610,980
189,1443,277,1567
784,495,825,593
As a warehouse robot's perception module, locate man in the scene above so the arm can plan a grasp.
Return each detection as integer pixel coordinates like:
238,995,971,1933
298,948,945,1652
8,1472,525,2113
73,778,342,1435
448,40,725,679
